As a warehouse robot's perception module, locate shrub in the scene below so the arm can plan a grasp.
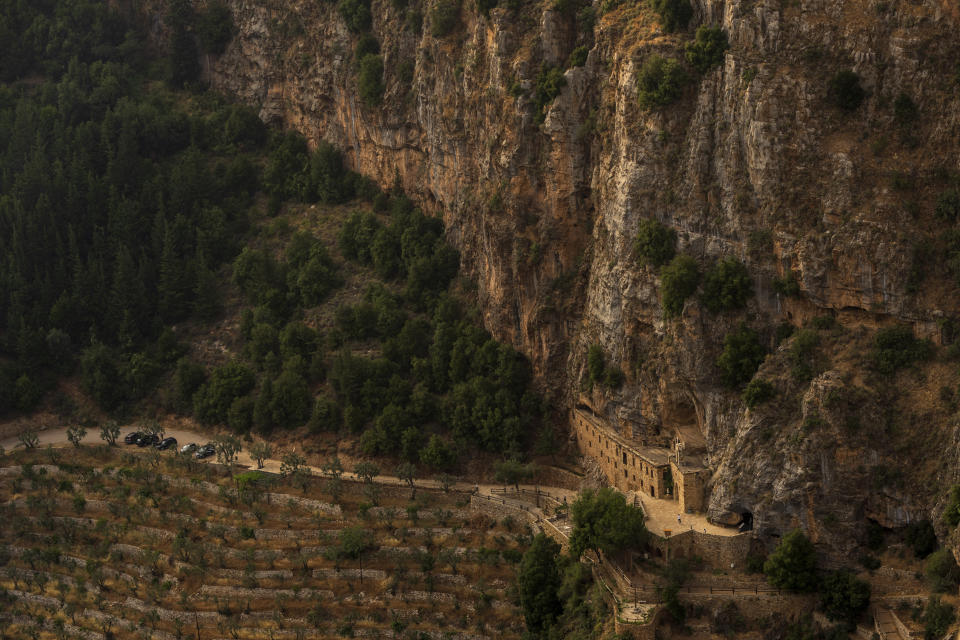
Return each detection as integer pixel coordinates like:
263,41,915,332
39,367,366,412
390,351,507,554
700,257,752,313
763,529,818,592
922,597,955,640
357,54,384,107
717,324,765,388
633,218,677,268
893,92,917,126
773,272,801,297
338,0,373,33
685,26,728,73
925,549,960,593
430,0,460,37
788,328,820,382
660,254,700,317
828,70,865,111
586,344,624,389
195,1,234,55
648,0,691,32
534,65,566,122
477,0,498,17
935,189,960,222
944,485,960,527
354,33,380,61
742,378,775,409
405,8,423,32
637,55,687,109
567,45,588,68
870,325,931,375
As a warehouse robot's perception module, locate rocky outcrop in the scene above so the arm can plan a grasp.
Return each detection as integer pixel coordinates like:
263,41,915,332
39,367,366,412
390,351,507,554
185,0,960,554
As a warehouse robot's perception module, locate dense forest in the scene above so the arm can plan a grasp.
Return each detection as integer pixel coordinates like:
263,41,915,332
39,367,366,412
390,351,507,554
0,0,542,469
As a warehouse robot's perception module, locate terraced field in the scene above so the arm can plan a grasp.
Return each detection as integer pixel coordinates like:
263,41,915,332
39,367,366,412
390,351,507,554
0,446,531,639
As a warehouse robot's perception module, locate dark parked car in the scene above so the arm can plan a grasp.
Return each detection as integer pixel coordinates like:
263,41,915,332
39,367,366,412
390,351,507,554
195,443,215,459
136,433,159,447
124,432,142,445
155,437,177,451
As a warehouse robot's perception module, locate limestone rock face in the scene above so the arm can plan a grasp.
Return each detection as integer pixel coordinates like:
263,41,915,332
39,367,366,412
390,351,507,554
181,0,960,554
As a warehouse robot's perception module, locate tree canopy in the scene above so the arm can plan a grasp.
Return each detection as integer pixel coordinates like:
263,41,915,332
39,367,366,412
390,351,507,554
763,529,819,592
569,487,647,557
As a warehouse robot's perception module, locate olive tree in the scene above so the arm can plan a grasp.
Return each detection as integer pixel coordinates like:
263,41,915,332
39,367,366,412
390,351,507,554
66,425,87,447
99,421,121,446
248,441,272,469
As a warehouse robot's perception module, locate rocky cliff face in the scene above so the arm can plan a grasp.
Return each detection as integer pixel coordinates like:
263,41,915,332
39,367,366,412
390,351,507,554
192,0,960,554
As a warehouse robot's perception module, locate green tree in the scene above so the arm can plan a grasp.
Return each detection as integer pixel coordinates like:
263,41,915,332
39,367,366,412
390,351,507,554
336,527,378,582
195,1,234,55
634,218,677,268
518,533,562,637
660,254,700,317
922,597,955,640
17,429,39,449
248,441,273,469
742,378,775,409
419,434,457,471
828,70,865,111
66,425,87,447
924,549,960,593
533,65,566,123
337,0,372,33
321,456,345,502
193,361,256,425
99,421,121,446
355,461,381,504
494,459,536,490
214,434,242,468
569,487,647,557
166,0,200,87
430,0,460,37
396,462,417,494
818,569,870,627
763,529,819,592
870,325,931,375
700,257,752,313
717,323,765,388
281,451,310,492
943,485,960,527
637,55,687,109
357,54,384,107
685,25,728,73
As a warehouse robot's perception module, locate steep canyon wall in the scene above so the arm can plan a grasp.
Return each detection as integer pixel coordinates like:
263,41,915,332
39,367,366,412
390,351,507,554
176,0,960,552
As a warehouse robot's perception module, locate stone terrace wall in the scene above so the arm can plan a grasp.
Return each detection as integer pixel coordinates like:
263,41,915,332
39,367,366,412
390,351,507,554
647,530,753,570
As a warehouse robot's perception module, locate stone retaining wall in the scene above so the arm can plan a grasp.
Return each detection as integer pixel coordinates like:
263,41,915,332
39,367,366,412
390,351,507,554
646,529,754,569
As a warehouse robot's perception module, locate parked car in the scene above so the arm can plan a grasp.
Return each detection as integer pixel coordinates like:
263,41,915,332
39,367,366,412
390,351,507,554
136,433,159,447
124,432,142,445
195,443,215,460
155,437,177,451
180,443,197,455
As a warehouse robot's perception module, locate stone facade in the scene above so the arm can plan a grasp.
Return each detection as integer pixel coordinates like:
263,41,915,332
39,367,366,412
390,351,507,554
671,462,710,514
573,405,712,515
573,406,674,499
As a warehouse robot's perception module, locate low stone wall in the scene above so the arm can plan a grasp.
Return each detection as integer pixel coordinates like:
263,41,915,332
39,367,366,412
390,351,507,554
647,529,753,569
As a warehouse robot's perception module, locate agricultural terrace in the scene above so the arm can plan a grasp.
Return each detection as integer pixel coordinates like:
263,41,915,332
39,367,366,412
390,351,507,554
0,445,533,639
